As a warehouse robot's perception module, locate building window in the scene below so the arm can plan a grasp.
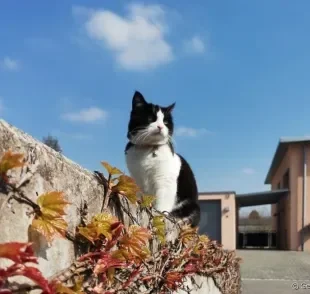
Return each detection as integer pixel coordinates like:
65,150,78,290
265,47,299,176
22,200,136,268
282,169,290,189
277,182,281,189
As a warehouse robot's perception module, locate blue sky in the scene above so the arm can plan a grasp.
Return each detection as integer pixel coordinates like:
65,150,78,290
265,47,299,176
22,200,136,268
1,0,310,216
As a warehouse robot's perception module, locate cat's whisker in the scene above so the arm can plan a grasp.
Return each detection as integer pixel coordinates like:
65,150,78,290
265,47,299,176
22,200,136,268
135,130,150,145
169,135,177,147
143,131,152,141
137,130,148,141
141,132,152,144
130,126,147,134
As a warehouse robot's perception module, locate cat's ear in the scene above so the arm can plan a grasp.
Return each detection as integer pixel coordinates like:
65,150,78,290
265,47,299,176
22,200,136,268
132,91,147,109
166,102,176,113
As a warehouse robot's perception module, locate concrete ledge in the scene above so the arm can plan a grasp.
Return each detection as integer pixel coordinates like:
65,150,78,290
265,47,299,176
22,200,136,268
0,119,241,293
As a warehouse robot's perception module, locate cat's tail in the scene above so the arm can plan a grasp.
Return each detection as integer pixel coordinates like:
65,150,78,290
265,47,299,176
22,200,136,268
171,201,201,228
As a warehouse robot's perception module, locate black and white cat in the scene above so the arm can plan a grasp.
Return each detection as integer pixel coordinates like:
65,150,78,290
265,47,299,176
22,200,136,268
125,91,200,227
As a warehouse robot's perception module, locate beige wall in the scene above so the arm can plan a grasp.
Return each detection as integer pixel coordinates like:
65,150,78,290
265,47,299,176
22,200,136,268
199,193,236,250
270,148,290,249
304,145,310,251
288,145,302,251
289,144,310,251
269,143,310,251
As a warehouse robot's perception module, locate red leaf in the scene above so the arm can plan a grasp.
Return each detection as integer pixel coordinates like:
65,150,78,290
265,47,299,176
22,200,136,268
5,264,52,294
22,266,52,294
92,283,115,294
0,290,12,294
0,150,25,182
110,222,124,240
119,225,152,260
94,253,127,275
141,275,154,282
122,267,141,288
165,272,184,290
78,251,101,262
184,262,198,274
0,173,9,184
0,242,37,264
0,268,7,280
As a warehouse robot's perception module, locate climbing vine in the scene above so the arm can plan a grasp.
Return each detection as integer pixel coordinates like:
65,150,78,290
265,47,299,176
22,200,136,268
0,150,241,294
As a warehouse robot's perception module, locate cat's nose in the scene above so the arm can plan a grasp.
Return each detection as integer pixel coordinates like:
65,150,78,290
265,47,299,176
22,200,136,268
157,125,164,131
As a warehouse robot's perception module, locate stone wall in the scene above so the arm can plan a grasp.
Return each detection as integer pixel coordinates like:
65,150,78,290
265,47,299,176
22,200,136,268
0,119,240,294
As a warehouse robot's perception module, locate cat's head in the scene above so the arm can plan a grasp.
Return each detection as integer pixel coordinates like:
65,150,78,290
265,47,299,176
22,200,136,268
127,91,176,145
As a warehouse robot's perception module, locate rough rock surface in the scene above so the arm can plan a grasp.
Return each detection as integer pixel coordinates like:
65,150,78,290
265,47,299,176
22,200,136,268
0,119,107,278
0,119,238,293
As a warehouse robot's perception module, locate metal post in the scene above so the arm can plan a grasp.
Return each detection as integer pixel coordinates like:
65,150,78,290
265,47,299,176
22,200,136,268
243,233,247,248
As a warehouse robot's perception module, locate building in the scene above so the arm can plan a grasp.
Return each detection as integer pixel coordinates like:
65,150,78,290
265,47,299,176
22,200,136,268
266,137,310,251
198,137,310,251
238,214,276,249
198,192,236,250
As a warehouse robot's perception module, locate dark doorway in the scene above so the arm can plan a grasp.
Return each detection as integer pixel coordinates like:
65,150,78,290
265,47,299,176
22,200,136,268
198,200,222,243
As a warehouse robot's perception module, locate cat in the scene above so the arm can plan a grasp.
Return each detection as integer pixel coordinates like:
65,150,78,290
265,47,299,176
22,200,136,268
125,91,200,227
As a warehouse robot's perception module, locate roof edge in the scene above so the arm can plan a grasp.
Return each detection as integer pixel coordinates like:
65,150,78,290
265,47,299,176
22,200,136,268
265,137,310,185
279,136,310,143
236,188,289,198
199,191,236,195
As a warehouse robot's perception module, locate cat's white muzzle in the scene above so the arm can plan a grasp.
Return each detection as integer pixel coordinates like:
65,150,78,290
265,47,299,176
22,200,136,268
132,127,169,145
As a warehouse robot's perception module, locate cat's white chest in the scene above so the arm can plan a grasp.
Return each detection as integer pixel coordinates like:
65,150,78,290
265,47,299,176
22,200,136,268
125,144,181,212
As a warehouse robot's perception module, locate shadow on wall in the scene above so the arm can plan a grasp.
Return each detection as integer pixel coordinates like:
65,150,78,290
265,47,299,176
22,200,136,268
299,224,310,250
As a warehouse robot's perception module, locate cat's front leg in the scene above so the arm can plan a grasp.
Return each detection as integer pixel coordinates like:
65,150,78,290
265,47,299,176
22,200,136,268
154,186,176,213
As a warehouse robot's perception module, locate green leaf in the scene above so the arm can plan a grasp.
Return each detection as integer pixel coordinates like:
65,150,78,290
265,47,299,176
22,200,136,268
101,161,123,176
153,216,166,244
77,213,119,243
140,195,156,208
31,191,70,243
112,175,140,204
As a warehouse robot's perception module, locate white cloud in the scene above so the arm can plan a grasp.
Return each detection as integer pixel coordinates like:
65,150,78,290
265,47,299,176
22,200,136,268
242,168,256,175
183,36,205,54
1,57,20,71
175,127,211,138
62,107,107,123
74,3,174,71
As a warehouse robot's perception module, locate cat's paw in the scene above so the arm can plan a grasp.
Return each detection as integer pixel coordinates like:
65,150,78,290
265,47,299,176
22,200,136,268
161,210,172,217
176,217,191,227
